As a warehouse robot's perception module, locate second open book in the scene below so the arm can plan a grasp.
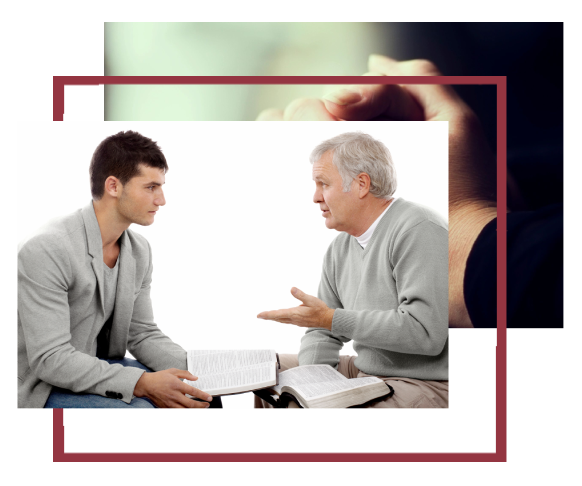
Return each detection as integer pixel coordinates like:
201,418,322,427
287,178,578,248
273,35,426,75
264,364,391,408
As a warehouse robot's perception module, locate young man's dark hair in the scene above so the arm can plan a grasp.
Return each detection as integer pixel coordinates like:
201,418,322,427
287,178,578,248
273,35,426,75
90,130,169,200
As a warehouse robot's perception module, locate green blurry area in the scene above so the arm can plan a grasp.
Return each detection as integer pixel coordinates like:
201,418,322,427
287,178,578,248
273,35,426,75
104,23,386,121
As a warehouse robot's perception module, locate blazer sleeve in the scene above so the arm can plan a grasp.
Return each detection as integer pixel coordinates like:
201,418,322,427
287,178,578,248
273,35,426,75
126,241,187,371
298,252,351,369
330,221,449,356
18,235,144,404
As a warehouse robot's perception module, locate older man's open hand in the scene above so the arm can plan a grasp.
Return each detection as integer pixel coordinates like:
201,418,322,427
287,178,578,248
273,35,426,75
257,287,335,330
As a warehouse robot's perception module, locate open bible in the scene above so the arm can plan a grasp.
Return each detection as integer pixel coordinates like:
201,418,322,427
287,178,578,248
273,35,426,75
259,364,392,408
185,350,279,396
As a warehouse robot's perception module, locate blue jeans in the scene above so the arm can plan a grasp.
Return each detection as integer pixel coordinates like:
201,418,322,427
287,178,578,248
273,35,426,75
44,358,156,409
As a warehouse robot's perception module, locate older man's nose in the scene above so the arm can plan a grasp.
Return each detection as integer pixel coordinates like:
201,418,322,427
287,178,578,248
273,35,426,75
313,187,323,204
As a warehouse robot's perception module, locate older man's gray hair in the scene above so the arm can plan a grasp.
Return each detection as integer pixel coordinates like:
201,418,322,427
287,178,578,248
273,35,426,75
309,132,396,199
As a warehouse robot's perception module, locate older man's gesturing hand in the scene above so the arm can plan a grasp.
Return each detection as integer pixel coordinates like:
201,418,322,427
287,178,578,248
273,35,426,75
257,287,335,330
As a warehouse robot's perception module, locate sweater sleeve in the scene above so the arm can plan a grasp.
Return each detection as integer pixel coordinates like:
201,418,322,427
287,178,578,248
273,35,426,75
331,221,448,356
298,253,351,369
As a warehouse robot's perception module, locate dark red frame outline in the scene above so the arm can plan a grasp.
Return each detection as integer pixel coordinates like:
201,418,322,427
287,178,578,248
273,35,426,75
52,75,506,462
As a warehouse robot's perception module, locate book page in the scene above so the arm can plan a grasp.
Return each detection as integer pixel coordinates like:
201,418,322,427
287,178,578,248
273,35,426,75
289,376,381,400
187,349,276,376
185,361,276,395
271,365,346,395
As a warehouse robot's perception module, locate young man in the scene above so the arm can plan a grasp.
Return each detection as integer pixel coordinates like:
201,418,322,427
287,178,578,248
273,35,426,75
18,131,216,408
257,132,448,408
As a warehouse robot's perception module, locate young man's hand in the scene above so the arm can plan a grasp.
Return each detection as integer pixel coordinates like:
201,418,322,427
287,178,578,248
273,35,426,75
133,368,213,408
257,287,334,330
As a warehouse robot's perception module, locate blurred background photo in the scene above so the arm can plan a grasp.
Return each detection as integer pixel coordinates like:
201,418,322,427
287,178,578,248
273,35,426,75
105,22,564,328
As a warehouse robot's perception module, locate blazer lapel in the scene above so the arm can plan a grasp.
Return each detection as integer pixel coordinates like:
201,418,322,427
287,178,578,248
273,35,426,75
108,230,135,357
81,202,105,315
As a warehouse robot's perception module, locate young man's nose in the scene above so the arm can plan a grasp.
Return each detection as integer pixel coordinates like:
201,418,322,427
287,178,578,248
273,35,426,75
155,189,166,207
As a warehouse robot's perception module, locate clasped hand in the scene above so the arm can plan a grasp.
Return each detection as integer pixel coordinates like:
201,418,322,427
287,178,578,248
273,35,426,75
257,287,334,330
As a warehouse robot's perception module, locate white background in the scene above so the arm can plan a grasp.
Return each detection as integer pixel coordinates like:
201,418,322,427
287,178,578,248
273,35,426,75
17,121,451,408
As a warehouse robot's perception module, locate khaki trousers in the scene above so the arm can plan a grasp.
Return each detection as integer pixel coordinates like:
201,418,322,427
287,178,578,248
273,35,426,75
255,354,448,408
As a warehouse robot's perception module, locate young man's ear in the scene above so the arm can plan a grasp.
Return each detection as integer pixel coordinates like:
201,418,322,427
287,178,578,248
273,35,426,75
104,176,122,198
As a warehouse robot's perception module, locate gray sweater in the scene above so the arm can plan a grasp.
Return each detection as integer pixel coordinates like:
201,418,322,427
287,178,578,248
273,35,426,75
298,198,448,381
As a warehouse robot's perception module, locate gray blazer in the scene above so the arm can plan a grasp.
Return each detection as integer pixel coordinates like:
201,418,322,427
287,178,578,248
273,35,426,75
18,202,187,408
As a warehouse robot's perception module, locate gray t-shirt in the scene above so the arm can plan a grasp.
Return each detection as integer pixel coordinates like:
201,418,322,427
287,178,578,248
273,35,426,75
91,256,119,358
103,257,119,323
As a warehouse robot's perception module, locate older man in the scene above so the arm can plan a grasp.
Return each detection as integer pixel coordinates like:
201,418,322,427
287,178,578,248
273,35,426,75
257,132,448,408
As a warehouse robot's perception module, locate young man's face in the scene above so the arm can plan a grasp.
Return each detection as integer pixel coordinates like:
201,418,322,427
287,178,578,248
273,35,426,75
117,164,166,226
312,150,360,235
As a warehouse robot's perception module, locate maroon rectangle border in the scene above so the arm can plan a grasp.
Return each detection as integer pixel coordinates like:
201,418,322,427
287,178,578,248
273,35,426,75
52,75,506,462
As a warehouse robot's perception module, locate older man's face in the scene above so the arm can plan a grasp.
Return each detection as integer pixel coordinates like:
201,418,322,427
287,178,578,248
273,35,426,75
312,151,360,235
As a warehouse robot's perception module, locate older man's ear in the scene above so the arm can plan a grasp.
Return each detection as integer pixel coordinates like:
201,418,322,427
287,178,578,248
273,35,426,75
355,172,372,199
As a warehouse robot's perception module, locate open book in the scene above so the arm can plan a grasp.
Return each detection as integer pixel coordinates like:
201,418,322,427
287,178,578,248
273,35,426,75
185,350,279,396
262,364,392,408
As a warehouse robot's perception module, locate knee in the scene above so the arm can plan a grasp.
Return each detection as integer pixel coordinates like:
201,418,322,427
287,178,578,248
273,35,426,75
130,397,156,409
278,354,299,372
107,358,153,373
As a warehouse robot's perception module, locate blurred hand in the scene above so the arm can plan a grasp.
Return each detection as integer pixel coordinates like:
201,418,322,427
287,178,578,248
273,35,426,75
257,287,334,330
133,368,213,408
257,55,499,327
